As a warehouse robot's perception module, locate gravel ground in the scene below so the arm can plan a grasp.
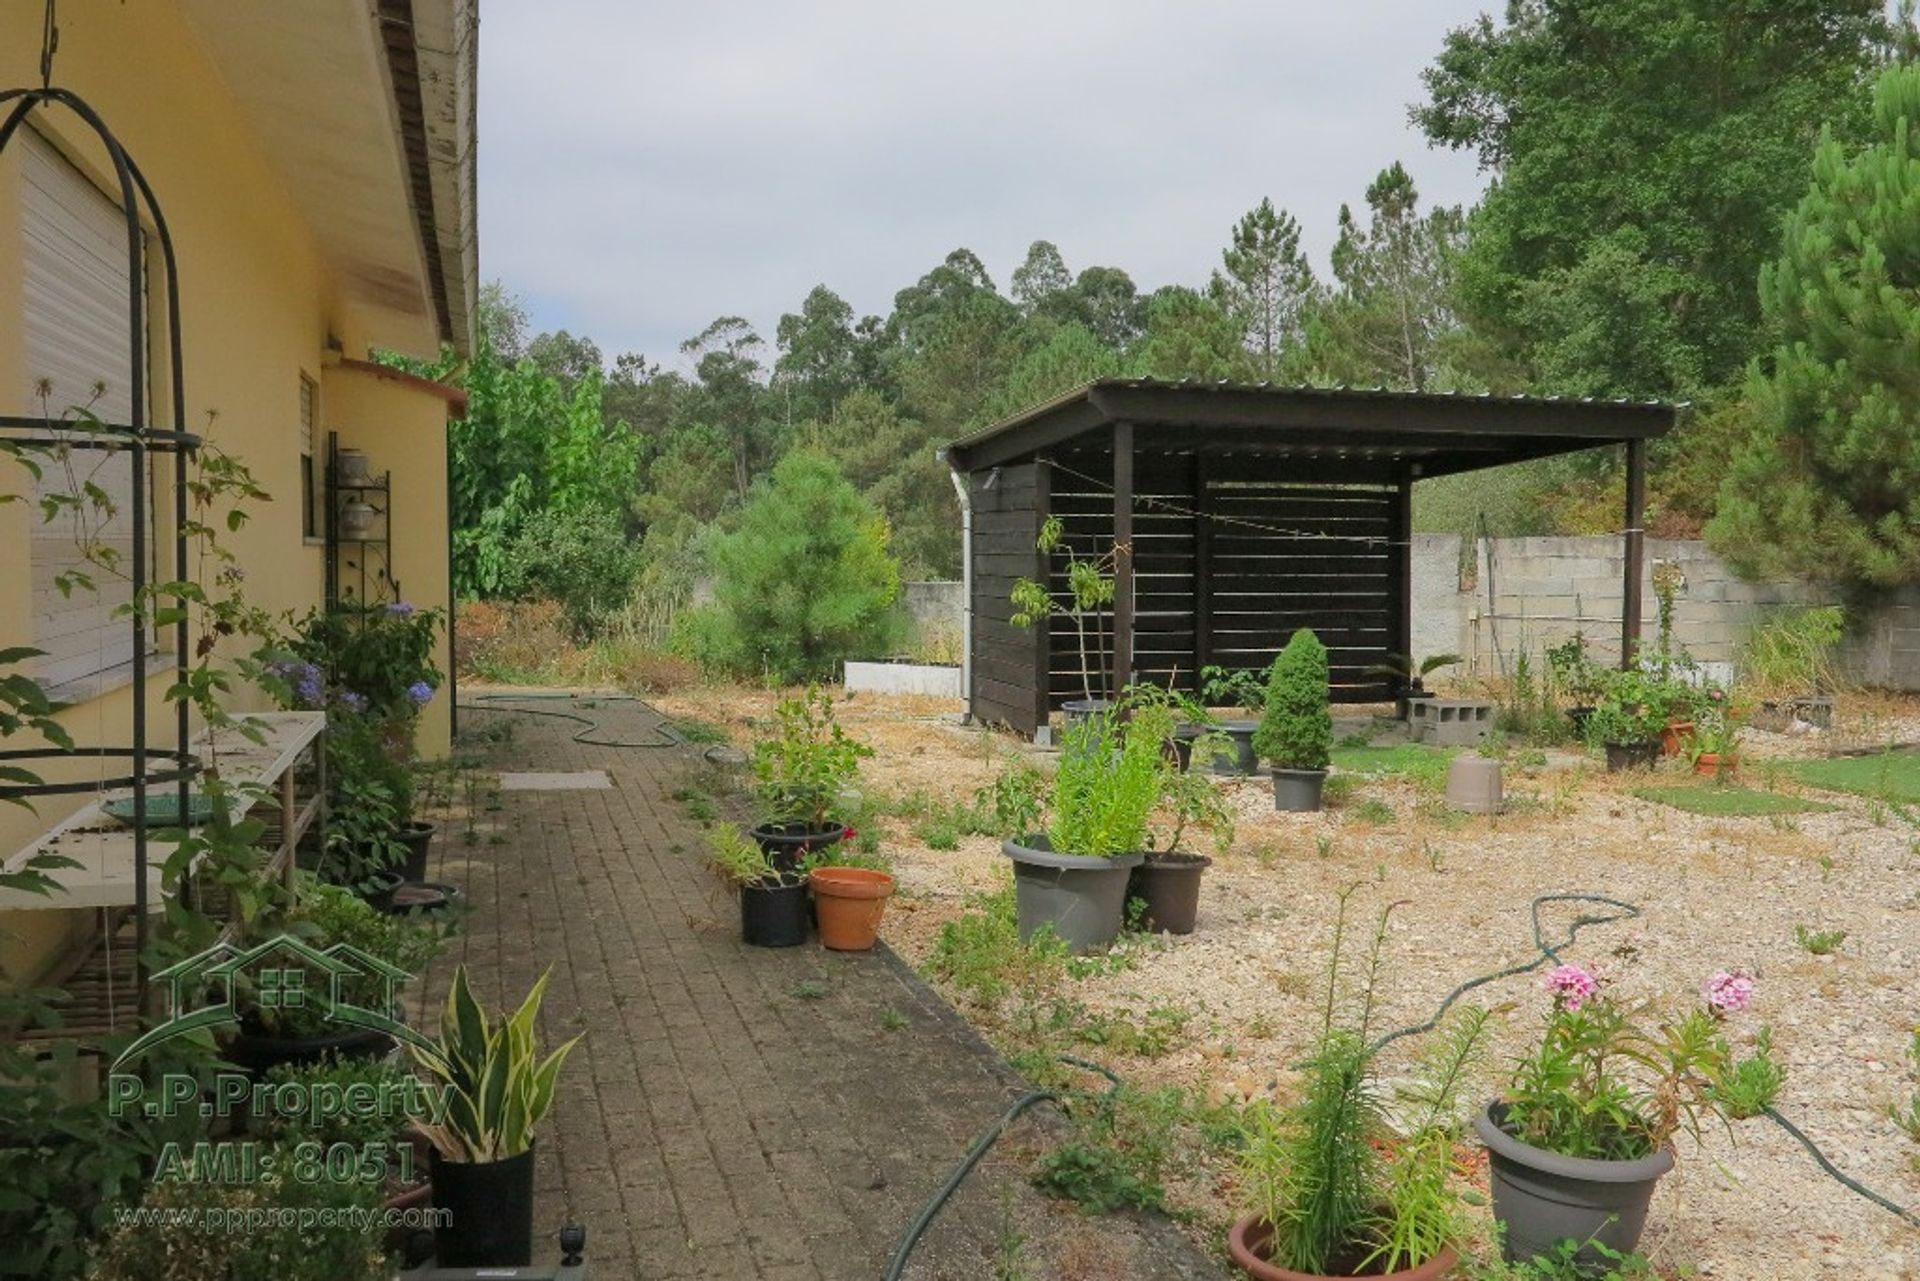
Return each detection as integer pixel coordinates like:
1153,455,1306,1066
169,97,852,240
653,685,1920,1280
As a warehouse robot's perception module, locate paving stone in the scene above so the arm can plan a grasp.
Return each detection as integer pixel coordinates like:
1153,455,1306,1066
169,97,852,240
415,695,1224,1279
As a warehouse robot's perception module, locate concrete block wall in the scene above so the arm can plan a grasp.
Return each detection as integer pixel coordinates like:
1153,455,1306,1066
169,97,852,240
931,537,1920,692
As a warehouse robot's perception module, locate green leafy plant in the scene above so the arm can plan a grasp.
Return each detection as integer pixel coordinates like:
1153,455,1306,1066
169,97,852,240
1736,606,1846,699
1031,1139,1165,1214
412,965,581,1163
1500,964,1751,1161
1793,924,1847,956
1363,651,1463,698
1010,515,1117,703
706,825,779,887
1237,891,1489,1274
1200,663,1267,712
1046,707,1167,856
1711,1026,1786,1120
1252,629,1332,771
280,600,444,723
750,686,872,830
1546,633,1606,706
975,758,1049,838
1892,1027,1920,1147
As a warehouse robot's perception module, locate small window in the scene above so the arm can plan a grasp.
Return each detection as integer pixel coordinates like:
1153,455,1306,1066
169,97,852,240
299,374,318,538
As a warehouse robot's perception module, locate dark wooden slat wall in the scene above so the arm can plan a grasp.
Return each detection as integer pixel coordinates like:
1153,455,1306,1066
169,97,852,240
1033,451,1404,710
967,463,1048,734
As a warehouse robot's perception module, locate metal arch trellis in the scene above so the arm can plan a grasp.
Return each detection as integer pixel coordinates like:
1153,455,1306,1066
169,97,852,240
0,83,202,1000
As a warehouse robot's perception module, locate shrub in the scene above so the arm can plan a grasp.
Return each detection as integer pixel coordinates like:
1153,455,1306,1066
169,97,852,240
499,506,643,639
750,687,872,830
1253,630,1332,771
685,450,903,681
455,598,572,682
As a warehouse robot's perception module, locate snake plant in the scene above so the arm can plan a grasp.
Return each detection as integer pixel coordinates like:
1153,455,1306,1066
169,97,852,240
412,965,580,1163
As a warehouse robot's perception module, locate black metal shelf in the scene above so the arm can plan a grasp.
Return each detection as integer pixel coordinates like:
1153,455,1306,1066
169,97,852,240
324,431,399,608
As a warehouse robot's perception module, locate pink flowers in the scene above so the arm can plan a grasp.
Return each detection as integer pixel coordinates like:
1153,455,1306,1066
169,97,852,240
1705,970,1755,1015
1544,963,1599,1010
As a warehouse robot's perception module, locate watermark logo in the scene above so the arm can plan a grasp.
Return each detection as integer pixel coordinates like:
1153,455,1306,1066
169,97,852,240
112,933,435,1070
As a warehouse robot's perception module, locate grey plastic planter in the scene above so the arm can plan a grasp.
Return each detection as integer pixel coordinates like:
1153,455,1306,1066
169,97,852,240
1212,719,1260,776
1270,767,1328,812
1002,837,1143,953
1474,1102,1673,1266
1060,698,1114,729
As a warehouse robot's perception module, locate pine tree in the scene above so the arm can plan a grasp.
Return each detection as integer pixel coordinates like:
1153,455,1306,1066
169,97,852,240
1709,64,1920,591
1209,199,1317,377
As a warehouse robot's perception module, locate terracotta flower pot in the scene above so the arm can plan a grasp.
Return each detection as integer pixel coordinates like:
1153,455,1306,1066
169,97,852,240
1692,752,1739,778
1659,720,1695,757
808,866,895,951
1227,1216,1459,1280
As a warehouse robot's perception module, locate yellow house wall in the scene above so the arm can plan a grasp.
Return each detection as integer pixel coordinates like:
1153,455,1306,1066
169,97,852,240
323,368,455,758
0,5,455,982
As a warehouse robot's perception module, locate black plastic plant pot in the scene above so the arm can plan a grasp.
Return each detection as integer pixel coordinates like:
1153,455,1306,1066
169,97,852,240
1127,852,1211,935
396,821,436,882
375,880,463,917
750,822,845,874
1474,1102,1673,1266
1212,720,1259,776
740,874,810,947
1603,741,1660,772
223,1022,394,1076
359,868,405,907
1270,767,1328,812
1171,724,1202,772
433,1146,535,1267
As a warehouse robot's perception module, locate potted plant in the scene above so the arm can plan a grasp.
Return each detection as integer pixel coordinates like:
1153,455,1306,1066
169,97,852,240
1128,734,1235,936
1474,964,1754,1266
1363,652,1462,721
709,825,810,947
1229,894,1488,1279
1124,679,1231,774
1200,663,1267,775
1547,634,1606,734
749,686,871,870
1585,670,1668,772
1011,516,1118,724
1689,702,1742,778
413,965,580,1268
1001,708,1156,953
1254,630,1333,812
803,845,896,952
223,881,441,1074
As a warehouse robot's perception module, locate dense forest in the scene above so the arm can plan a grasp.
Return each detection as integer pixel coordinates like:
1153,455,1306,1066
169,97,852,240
437,1,1920,670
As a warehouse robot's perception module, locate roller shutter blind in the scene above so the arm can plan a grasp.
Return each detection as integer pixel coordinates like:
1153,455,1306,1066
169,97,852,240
18,128,150,689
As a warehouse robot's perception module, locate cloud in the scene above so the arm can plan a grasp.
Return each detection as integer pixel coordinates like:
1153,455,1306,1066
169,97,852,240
478,0,1492,369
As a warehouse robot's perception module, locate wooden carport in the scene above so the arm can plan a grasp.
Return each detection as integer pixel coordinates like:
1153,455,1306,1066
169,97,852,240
941,379,1679,737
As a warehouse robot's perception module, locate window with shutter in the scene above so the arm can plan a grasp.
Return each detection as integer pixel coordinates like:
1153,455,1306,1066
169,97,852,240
299,374,318,538
17,128,153,691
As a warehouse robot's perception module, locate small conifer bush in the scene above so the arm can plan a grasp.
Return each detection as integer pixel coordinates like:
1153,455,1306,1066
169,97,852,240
1253,629,1332,771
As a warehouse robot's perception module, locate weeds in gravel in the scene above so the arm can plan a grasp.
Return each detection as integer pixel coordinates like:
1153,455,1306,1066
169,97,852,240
1032,1082,1240,1219
1347,797,1396,826
1321,773,1362,807
1330,743,1457,789
1633,786,1832,818
791,979,828,1001
1467,1235,1664,1279
1711,1026,1785,1119
879,1006,908,1033
1793,924,1847,956
1891,1028,1920,1153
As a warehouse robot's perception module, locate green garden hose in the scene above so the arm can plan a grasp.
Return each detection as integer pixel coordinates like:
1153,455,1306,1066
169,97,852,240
882,893,1919,1278
462,691,695,750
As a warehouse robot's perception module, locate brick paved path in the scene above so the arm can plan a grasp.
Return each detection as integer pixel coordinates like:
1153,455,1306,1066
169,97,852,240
422,693,1223,1281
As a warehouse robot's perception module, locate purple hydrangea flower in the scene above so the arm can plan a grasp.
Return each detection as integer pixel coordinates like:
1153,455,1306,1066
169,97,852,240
1544,963,1599,1011
1704,970,1754,1015
338,690,368,714
407,680,435,707
385,601,416,617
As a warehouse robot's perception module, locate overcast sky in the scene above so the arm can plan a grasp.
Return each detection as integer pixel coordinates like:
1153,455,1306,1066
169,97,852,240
478,1,1496,370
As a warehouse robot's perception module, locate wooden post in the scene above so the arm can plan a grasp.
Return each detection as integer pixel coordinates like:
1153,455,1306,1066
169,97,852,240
1387,470,1413,677
1033,461,1053,733
1621,438,1646,669
1112,422,1135,700
1192,451,1212,681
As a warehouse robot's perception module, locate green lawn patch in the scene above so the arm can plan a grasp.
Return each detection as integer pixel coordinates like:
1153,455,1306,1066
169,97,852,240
1778,750,1920,804
1632,786,1834,818
1329,743,1457,788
